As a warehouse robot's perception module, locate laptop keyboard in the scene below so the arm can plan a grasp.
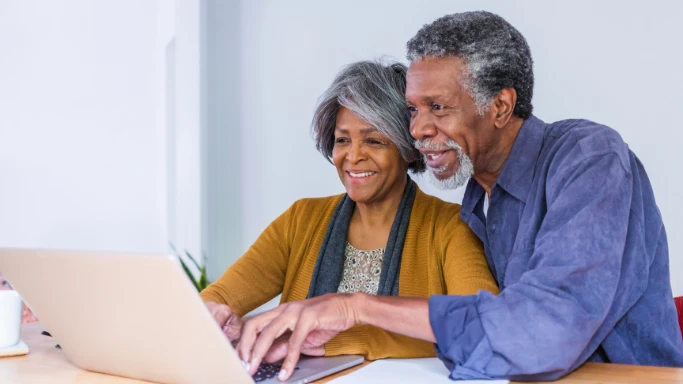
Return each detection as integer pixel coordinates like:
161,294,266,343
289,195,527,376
252,363,300,382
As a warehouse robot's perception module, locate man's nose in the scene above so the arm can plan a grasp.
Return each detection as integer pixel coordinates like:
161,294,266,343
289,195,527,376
410,111,438,141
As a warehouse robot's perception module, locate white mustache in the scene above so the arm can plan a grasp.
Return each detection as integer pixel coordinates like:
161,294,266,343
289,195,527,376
414,139,462,152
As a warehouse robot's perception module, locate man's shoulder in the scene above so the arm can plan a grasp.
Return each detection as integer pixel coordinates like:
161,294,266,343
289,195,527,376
543,118,631,174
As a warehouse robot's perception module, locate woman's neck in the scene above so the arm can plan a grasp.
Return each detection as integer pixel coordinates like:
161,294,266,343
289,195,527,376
348,177,407,249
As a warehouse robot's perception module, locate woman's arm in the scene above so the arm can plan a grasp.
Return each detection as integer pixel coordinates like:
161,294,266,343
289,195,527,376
441,217,499,296
200,204,295,316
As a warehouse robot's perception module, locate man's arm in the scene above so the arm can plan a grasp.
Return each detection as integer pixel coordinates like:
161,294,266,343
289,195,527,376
354,294,435,342
237,293,435,381
429,152,634,381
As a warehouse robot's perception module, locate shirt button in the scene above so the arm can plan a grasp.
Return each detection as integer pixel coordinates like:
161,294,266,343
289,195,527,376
491,224,496,232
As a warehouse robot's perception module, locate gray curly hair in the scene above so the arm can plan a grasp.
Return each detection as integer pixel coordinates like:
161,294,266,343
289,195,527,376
406,11,534,119
312,60,426,173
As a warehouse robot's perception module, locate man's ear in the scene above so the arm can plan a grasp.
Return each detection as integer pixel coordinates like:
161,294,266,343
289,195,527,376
491,88,517,129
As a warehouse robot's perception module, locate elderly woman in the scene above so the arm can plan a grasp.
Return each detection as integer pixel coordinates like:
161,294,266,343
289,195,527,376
200,60,498,360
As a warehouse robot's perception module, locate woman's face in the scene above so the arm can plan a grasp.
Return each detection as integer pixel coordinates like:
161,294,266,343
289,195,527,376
332,107,409,204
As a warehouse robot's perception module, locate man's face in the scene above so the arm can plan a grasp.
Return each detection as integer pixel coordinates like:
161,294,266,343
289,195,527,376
406,57,495,189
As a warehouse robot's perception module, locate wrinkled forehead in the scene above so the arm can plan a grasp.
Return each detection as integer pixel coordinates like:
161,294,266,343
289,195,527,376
406,57,468,102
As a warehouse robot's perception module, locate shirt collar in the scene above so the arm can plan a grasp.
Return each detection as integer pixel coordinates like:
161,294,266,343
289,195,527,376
495,114,546,203
461,115,546,216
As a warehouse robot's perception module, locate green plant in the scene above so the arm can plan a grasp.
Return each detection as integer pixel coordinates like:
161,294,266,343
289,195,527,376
170,243,210,292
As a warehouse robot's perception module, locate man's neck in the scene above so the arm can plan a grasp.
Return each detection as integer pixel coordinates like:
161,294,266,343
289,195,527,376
473,116,525,195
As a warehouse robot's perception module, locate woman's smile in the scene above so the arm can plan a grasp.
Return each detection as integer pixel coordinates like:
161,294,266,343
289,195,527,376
346,170,378,183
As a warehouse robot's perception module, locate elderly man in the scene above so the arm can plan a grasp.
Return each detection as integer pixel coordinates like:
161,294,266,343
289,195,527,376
237,11,683,381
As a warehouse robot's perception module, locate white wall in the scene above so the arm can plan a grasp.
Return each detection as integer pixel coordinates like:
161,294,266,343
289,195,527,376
203,1,244,281
0,0,232,280
172,0,203,260
0,0,167,253
237,0,683,295
1,1,680,297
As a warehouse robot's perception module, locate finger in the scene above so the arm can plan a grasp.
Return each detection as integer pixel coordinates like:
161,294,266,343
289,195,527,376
279,313,315,381
264,338,289,363
212,305,232,328
222,306,236,326
236,308,283,369
249,313,297,376
221,313,234,333
225,316,243,342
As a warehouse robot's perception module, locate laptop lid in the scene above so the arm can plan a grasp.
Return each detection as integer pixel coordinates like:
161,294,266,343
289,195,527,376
0,248,363,384
0,248,256,383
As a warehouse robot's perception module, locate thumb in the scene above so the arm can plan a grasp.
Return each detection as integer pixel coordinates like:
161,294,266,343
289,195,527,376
300,344,325,357
264,339,289,363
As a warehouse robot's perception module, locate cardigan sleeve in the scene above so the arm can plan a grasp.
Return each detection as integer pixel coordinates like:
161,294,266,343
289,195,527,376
324,324,437,360
200,203,296,317
440,217,499,296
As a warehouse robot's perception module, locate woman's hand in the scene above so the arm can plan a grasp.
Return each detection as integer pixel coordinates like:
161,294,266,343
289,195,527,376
237,293,358,381
204,301,243,341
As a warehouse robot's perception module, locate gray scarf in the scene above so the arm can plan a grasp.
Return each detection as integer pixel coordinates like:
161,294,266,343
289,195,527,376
306,177,417,298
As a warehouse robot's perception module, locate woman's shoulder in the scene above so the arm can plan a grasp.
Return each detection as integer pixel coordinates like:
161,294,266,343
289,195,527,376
287,193,345,218
413,186,463,219
412,186,479,245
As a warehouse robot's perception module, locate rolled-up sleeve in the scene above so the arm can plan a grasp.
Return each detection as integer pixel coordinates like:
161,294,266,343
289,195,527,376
430,152,634,381
430,294,496,380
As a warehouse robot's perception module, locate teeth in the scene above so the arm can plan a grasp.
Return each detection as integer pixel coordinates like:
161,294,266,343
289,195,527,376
349,172,375,178
428,153,443,160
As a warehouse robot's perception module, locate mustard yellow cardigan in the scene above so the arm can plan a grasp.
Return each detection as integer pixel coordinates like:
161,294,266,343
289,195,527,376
200,187,498,360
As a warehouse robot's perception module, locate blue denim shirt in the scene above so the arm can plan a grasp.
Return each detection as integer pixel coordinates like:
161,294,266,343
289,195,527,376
429,115,683,381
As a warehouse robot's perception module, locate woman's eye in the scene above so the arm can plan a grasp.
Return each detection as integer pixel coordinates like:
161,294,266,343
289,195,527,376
366,138,385,146
334,137,349,144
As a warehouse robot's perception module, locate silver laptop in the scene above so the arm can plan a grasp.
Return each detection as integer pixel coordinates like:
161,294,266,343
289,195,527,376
0,248,363,384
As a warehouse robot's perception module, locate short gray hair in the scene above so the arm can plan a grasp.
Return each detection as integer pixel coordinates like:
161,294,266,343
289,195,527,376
312,60,426,173
407,11,534,119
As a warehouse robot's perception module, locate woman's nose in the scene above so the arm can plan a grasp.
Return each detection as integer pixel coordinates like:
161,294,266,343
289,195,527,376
346,143,366,163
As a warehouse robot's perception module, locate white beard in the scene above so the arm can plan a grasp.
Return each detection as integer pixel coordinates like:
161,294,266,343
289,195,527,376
416,139,474,190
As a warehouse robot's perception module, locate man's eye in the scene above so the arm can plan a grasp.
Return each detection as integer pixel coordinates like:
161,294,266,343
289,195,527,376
407,106,418,114
432,104,445,111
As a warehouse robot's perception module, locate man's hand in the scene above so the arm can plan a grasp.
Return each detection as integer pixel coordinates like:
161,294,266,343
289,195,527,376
237,293,358,381
204,301,243,341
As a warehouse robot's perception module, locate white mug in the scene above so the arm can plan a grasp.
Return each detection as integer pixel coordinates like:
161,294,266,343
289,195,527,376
0,290,23,348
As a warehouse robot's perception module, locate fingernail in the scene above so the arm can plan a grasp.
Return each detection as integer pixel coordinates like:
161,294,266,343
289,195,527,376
245,362,251,372
278,369,288,381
